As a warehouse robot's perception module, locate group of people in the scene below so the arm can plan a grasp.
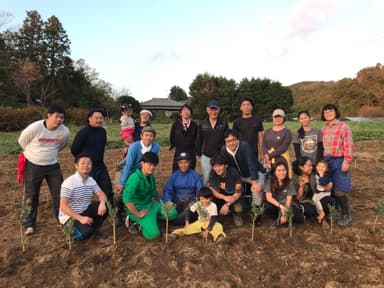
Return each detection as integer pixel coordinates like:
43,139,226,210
18,98,353,243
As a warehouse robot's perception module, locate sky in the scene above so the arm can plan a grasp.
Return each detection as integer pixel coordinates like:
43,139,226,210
1,0,384,102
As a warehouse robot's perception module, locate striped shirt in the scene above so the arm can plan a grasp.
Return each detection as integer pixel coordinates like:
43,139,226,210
322,120,353,164
59,172,101,215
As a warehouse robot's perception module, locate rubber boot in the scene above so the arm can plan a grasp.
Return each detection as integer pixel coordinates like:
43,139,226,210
336,195,352,226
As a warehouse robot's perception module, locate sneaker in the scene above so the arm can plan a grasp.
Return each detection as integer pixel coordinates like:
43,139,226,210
125,215,142,234
270,219,279,230
321,219,330,229
128,222,142,234
233,214,244,227
125,215,130,228
254,215,262,227
216,235,225,243
25,227,34,235
337,215,352,227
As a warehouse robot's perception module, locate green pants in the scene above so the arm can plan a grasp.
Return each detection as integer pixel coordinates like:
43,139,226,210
127,201,177,240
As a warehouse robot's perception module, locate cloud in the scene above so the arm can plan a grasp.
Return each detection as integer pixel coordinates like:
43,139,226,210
289,0,340,39
149,51,180,62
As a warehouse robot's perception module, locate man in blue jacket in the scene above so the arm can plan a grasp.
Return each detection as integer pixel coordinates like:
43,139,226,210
162,152,203,226
221,129,265,225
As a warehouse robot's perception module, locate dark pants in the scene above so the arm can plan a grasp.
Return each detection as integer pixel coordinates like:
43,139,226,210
91,165,113,204
170,198,197,226
24,160,63,229
264,202,305,223
214,196,247,216
73,202,108,240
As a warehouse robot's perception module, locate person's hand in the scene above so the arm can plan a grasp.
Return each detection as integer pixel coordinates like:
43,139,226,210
279,204,287,214
115,184,123,194
341,161,350,173
137,209,148,218
263,154,270,163
223,195,233,203
299,176,308,187
280,215,287,225
98,202,107,215
220,204,230,216
202,229,209,239
251,182,262,194
80,216,93,225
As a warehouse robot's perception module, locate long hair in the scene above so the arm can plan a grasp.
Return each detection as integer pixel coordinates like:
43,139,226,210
297,110,311,140
292,156,312,176
270,161,290,196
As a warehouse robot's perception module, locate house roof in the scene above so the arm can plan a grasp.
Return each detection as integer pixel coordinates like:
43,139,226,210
140,98,186,111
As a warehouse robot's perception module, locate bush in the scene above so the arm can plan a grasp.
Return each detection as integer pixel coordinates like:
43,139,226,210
65,108,89,126
0,107,42,131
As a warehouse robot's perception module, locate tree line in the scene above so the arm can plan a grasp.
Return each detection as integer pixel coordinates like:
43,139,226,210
1,10,382,121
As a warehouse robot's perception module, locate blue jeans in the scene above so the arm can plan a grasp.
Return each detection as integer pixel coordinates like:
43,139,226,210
200,154,212,185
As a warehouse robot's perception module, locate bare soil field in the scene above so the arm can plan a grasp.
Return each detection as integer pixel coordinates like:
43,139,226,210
0,141,383,288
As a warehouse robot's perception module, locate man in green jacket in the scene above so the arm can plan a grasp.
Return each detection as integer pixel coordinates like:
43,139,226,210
123,152,177,239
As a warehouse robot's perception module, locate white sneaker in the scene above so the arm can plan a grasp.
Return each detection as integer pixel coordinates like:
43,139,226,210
25,227,34,235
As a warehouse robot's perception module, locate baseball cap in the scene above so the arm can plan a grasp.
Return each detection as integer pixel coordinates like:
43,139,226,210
176,152,191,161
140,109,153,118
207,100,220,109
272,109,285,118
141,125,156,136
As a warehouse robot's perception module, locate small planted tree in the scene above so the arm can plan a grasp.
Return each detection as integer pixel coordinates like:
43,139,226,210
8,180,18,205
285,207,294,238
106,199,118,245
161,201,176,243
195,201,209,245
62,218,74,251
327,203,338,237
250,204,264,241
371,202,384,234
18,202,31,252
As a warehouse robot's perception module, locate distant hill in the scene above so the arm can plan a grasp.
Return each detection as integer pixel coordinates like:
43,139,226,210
289,63,384,117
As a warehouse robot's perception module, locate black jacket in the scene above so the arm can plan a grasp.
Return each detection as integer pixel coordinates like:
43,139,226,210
195,116,229,157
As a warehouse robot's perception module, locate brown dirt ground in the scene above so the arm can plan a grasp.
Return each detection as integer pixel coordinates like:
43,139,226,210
0,141,384,288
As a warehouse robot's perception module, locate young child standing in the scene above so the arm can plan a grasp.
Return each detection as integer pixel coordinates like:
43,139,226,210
172,187,226,242
119,104,135,141
313,160,333,224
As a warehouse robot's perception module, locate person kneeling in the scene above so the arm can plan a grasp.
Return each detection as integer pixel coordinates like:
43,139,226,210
123,152,177,240
59,153,108,240
172,187,226,242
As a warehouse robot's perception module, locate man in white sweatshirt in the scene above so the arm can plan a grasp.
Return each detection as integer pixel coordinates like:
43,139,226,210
18,104,70,235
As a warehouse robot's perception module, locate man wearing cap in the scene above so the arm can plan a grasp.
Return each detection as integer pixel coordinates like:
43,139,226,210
71,109,114,205
162,152,203,226
195,99,229,184
233,97,264,161
169,103,198,172
262,108,292,177
116,125,160,193
133,109,152,142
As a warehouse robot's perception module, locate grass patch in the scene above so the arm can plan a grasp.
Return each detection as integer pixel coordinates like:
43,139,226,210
1,120,383,155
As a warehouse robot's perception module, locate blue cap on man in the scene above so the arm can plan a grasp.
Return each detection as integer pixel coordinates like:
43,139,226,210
207,100,220,109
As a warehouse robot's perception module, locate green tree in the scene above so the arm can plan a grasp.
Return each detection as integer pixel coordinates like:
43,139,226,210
0,33,19,106
189,73,237,120
237,77,293,119
41,15,71,104
169,85,187,102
